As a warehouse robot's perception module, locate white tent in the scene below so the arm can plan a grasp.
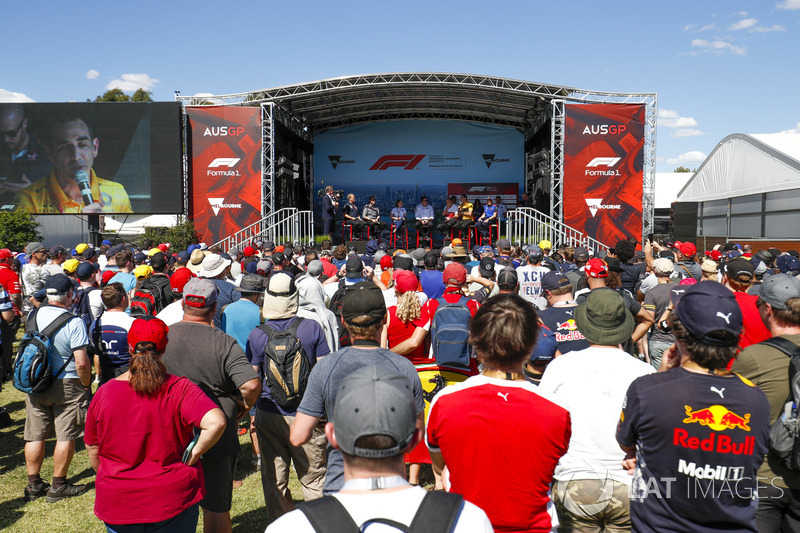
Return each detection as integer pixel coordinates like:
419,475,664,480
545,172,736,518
678,133,800,202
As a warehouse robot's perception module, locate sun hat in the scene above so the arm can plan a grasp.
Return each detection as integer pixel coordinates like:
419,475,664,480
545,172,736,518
262,272,298,320
574,288,634,345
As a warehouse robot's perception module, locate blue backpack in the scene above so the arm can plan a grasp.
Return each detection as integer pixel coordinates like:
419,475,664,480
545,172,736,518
13,310,76,394
430,296,473,368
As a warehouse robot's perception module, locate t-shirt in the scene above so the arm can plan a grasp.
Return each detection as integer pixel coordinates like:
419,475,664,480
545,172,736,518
458,202,474,220
617,368,770,533
538,304,590,354
516,265,550,310
343,202,359,221
733,291,771,349
209,278,241,329
620,262,647,294
157,299,184,326
247,316,329,415
108,271,136,294
419,270,445,300
538,346,654,484
33,305,89,379
643,281,676,344
162,322,260,456
731,334,800,490
221,298,261,352
297,345,424,492
84,375,217,525
0,264,21,315
426,375,571,533
20,262,49,312
266,483,493,533
386,305,430,363
90,311,135,384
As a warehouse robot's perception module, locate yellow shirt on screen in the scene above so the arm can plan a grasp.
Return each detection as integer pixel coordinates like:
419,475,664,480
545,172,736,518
15,169,133,214
459,202,474,221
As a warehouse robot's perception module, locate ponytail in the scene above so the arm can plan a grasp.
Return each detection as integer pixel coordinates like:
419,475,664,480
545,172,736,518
129,342,167,396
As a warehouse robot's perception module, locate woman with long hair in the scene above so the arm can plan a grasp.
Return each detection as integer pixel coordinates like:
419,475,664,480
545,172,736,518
85,317,226,532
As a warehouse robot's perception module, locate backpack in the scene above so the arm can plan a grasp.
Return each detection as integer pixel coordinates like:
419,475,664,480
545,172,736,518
130,276,172,317
328,279,351,347
258,318,310,409
298,490,463,533
430,296,472,368
762,336,800,471
73,286,98,329
13,309,76,394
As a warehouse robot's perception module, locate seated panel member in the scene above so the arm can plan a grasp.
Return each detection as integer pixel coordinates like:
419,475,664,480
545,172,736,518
413,196,434,239
15,115,132,214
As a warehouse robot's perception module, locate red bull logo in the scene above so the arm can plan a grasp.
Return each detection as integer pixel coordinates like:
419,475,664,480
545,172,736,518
683,405,751,431
555,319,578,331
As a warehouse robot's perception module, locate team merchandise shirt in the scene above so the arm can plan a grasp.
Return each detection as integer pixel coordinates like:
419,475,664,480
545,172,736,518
538,346,654,484
538,304,590,354
481,204,497,220
16,169,133,214
391,207,407,220
617,368,770,533
90,311,135,383
297,345,424,492
0,263,21,314
458,202,474,220
386,304,431,363
733,292,771,349
343,202,360,220
415,203,434,220
85,375,218,525
516,264,550,310
426,375,571,533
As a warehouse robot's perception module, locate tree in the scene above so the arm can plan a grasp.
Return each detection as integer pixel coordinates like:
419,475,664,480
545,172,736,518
141,216,198,252
674,166,693,173
131,88,153,102
95,88,130,102
0,208,42,251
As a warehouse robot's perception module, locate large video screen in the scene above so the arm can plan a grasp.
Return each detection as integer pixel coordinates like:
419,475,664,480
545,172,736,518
0,102,183,214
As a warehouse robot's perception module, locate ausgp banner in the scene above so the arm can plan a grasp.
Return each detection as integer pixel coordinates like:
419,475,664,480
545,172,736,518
563,104,644,246
188,107,262,245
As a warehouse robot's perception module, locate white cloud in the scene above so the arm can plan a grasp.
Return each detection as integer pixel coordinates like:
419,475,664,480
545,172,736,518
729,18,757,30
699,23,716,31
658,109,699,129
777,0,800,10
691,39,747,55
777,122,800,134
672,129,706,138
683,24,694,31
0,89,34,103
734,11,749,17
106,73,159,92
86,69,99,80
667,151,707,165
751,24,786,32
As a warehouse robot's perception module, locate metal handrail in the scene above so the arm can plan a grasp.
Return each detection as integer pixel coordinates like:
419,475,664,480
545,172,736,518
505,207,609,253
213,208,315,251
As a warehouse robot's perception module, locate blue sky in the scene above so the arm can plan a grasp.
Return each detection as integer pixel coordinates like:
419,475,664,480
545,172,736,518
3,0,798,173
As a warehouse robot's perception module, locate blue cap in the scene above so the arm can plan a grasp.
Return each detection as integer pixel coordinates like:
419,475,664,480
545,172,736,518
75,262,95,279
101,239,112,246
44,274,74,295
177,250,191,262
675,282,742,346
530,327,558,363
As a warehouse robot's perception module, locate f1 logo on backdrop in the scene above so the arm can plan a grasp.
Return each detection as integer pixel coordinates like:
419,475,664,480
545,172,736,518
208,158,240,168
369,155,425,170
586,157,620,168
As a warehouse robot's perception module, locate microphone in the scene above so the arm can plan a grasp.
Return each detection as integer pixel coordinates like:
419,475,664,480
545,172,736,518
74,170,93,206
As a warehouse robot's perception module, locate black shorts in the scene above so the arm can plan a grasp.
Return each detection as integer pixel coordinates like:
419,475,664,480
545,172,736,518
200,451,236,513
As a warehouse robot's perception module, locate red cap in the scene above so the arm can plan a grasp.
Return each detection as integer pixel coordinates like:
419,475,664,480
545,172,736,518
707,250,722,261
158,243,169,252
101,270,116,285
274,245,285,253
0,249,12,259
679,242,697,257
585,258,609,278
380,255,393,269
393,269,418,294
243,246,256,257
443,263,467,285
128,316,169,353
170,267,195,294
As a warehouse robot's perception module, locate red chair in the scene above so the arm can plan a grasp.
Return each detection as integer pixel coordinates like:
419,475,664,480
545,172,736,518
450,226,472,249
342,222,370,243
473,223,500,246
391,225,408,249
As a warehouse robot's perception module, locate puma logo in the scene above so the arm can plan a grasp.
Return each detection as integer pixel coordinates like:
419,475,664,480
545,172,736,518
711,387,725,398
497,392,509,402
716,312,733,324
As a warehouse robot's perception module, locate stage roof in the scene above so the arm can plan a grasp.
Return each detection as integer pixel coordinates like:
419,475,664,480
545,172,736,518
178,72,655,133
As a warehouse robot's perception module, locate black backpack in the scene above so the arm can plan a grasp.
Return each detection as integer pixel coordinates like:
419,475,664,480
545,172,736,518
328,279,351,347
13,309,76,394
130,276,173,317
258,318,310,409
73,286,98,329
762,337,800,471
298,490,463,533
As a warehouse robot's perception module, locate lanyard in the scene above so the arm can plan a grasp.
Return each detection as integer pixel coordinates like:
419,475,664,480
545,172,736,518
341,475,409,491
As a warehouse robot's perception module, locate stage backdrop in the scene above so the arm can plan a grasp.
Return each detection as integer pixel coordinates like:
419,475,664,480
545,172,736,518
313,120,523,218
187,106,262,245
564,103,644,246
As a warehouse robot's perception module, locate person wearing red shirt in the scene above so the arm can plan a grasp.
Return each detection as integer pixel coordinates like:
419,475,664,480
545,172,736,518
427,294,571,533
318,249,339,279
722,258,770,349
85,317,226,532
0,248,21,380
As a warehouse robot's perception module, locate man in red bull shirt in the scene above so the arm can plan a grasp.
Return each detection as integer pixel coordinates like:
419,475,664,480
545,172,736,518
617,281,770,533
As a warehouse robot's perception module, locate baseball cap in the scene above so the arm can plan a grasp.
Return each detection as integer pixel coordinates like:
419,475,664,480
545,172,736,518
49,245,67,257
574,289,634,345
176,250,191,263
262,241,275,252
333,365,416,459
758,274,800,310
44,274,73,296
25,242,45,254
393,269,418,294
393,256,414,272
675,281,742,346
639,273,658,294
62,258,80,274
127,316,169,353
243,246,256,257
442,263,467,285
653,258,675,275
538,239,552,251
541,271,571,291
341,281,386,326
101,239,112,246
134,264,153,280
183,277,219,308
497,238,511,250
256,260,273,276
679,242,697,257
585,258,609,278
0,249,11,260
274,245,285,254
497,268,518,290
345,256,364,279
170,267,195,294
529,326,558,364
379,255,393,270
75,243,89,255
573,247,589,261
707,250,722,262
101,270,117,285
150,251,167,270
479,257,495,277
306,260,324,277
107,244,124,258
133,252,147,264
75,261,95,279
423,251,438,269
724,258,754,282
148,247,161,257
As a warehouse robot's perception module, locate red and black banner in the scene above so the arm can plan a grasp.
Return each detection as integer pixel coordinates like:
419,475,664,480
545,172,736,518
563,104,644,246
187,107,262,245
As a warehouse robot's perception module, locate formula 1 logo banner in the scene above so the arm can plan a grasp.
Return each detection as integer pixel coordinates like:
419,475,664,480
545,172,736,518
564,104,644,246
187,107,261,245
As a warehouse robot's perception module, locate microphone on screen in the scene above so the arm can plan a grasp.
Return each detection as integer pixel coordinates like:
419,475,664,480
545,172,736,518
75,170,93,206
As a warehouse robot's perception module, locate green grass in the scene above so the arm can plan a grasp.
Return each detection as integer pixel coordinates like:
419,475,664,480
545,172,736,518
0,384,303,532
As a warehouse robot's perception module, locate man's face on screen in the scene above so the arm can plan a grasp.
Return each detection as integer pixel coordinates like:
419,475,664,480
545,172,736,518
47,119,98,181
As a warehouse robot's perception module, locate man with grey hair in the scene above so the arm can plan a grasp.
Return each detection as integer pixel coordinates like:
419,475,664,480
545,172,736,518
22,274,91,502
642,257,676,368
20,242,50,315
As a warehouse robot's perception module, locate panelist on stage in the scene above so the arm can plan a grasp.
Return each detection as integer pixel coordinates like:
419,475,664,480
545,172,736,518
15,115,133,214
435,195,459,235
413,196,434,239
362,195,387,236
321,185,339,236
454,194,475,231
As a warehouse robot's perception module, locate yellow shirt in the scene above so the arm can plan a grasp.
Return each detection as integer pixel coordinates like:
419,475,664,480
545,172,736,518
459,202,474,221
15,169,133,214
